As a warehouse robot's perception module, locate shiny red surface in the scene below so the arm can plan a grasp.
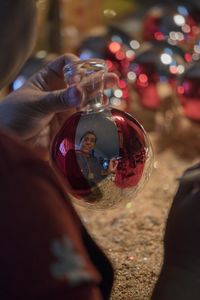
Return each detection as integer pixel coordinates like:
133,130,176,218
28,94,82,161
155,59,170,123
51,108,152,205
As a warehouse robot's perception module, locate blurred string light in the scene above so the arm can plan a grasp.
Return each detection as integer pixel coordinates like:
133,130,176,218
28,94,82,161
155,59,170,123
194,44,200,53
173,14,186,27
12,76,26,91
160,53,173,65
176,62,200,122
102,0,137,20
191,40,200,61
103,9,117,18
109,41,121,53
130,40,140,50
177,5,188,16
142,4,200,57
128,41,186,109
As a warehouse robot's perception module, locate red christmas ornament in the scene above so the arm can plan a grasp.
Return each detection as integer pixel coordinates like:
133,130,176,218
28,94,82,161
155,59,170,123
142,4,200,52
51,59,153,209
129,41,186,110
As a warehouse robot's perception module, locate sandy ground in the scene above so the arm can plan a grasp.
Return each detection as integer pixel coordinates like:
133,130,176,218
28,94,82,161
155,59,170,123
75,128,199,300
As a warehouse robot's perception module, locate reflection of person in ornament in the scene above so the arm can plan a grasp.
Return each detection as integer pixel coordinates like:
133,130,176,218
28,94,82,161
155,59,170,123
0,1,200,300
60,130,118,200
76,131,118,184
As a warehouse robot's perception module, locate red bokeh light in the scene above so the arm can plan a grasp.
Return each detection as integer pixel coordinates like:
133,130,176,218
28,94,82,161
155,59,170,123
139,74,148,84
154,31,165,41
115,50,126,60
184,52,192,62
177,86,184,94
118,80,127,89
109,42,121,54
169,65,178,74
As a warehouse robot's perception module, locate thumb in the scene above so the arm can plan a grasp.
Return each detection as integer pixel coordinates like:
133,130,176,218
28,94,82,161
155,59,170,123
41,86,83,113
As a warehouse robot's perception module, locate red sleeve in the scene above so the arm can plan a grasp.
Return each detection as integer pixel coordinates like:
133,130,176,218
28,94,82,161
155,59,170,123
0,161,103,300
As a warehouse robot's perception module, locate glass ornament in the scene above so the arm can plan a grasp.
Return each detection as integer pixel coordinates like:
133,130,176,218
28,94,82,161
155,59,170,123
176,61,200,122
51,59,153,209
129,41,186,110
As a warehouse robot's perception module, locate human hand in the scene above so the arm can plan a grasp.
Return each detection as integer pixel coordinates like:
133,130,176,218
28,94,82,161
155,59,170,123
0,54,118,148
108,158,119,173
151,162,200,300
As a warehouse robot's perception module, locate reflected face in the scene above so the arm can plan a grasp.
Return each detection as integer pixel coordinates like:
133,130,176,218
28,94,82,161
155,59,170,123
80,133,96,154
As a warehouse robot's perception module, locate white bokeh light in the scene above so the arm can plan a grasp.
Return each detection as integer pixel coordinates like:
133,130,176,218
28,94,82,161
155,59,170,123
130,40,140,50
173,14,186,26
127,71,136,82
114,89,123,98
160,53,173,65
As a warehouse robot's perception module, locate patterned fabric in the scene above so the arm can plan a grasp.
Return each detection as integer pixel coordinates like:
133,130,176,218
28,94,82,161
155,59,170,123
50,235,92,286
0,129,114,300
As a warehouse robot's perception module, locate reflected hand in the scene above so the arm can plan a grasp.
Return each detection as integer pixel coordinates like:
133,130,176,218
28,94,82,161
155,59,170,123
108,158,119,173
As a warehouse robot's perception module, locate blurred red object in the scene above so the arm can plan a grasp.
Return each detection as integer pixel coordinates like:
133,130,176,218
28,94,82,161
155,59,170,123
176,62,200,122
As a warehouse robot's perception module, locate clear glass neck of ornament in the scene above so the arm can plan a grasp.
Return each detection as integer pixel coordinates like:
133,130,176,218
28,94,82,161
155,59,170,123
52,59,153,210
63,58,106,113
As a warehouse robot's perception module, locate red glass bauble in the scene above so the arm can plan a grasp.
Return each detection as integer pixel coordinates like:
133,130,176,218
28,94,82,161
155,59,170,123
51,108,153,209
142,4,200,51
129,41,186,109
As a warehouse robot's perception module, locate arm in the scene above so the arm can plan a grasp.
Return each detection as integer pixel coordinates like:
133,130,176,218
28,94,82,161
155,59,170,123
0,54,118,147
0,160,105,299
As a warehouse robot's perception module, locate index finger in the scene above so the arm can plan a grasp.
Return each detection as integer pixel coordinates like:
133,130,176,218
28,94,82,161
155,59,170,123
47,54,79,78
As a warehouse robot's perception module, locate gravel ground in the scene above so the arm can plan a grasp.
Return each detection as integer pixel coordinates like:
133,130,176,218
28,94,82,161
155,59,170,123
75,131,199,300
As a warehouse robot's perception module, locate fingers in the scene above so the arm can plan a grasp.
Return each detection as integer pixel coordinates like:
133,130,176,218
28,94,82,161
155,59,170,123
46,54,79,78
48,55,118,84
47,56,118,86
43,86,83,113
31,55,118,97
29,54,80,92
65,72,118,109
109,158,119,173
60,86,82,107
29,72,118,115
31,55,119,113
43,72,119,113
